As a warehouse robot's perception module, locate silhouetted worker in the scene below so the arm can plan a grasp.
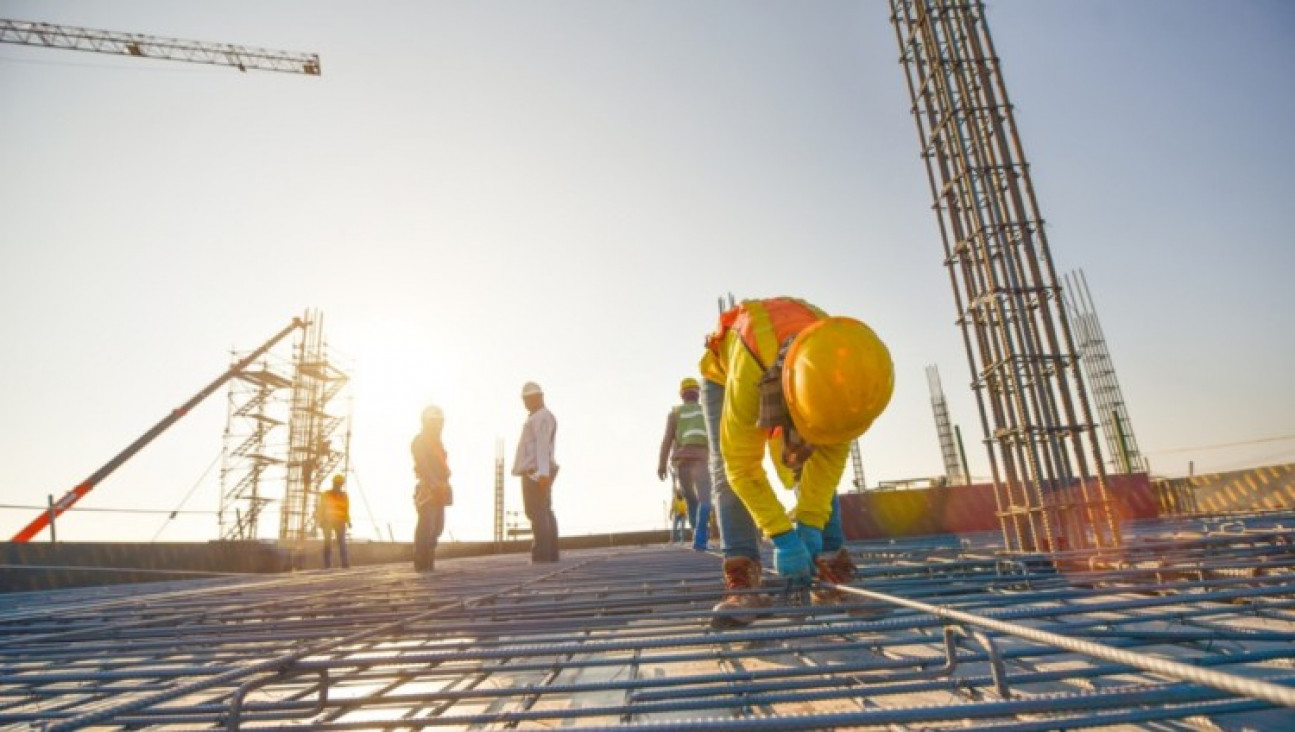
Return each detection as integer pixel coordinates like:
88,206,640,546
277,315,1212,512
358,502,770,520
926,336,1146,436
700,297,893,627
411,405,452,572
658,376,713,550
318,474,351,569
512,381,560,563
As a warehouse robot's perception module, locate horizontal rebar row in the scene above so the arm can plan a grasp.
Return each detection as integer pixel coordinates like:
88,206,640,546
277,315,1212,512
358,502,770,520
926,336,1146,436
1,511,1293,729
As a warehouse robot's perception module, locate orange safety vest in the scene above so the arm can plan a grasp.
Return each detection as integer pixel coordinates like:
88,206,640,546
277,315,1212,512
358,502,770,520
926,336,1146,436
706,297,823,370
319,489,349,528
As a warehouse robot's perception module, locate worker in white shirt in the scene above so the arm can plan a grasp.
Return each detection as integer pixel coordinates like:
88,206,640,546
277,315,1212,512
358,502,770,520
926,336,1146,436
511,381,560,563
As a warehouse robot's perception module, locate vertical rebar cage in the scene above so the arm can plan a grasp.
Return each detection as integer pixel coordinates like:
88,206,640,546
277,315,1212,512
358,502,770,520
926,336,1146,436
890,0,1119,553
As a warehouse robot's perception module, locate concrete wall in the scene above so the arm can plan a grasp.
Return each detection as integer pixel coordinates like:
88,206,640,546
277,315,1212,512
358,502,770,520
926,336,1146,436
1153,462,1295,516
2,530,675,593
839,473,1157,541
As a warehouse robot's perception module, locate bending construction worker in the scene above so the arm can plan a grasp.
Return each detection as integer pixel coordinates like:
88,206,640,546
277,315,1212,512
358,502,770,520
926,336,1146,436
657,376,713,550
318,474,352,569
512,381,560,563
699,297,893,628
411,405,453,572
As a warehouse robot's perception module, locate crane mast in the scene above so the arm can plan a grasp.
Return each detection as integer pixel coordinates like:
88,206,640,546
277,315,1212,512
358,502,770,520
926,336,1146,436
0,19,320,75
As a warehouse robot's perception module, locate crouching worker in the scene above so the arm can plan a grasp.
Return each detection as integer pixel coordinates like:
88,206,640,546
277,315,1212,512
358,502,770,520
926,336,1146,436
412,405,453,572
700,297,893,628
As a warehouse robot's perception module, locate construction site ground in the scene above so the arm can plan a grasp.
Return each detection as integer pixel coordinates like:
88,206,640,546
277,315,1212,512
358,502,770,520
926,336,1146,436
2,511,1293,730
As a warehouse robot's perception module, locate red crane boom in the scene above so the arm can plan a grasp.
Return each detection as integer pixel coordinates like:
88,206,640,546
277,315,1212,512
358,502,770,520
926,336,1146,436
11,318,305,543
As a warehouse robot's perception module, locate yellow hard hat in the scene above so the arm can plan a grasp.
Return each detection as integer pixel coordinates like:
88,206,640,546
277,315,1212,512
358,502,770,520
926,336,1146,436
679,377,700,393
782,316,893,445
331,474,345,487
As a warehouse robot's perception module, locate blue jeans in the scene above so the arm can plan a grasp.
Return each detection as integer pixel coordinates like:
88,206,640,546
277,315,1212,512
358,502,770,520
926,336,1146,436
522,476,559,562
701,379,762,561
671,516,687,543
701,378,845,561
675,458,712,547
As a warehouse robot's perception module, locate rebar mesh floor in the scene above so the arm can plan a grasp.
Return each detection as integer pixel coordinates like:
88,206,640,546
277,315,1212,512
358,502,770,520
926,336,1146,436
2,514,1294,730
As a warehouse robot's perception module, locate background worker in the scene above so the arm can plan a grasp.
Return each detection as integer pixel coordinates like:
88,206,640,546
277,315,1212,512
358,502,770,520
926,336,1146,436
669,488,689,544
411,405,452,572
699,297,893,628
657,376,713,550
512,381,560,563
318,474,352,569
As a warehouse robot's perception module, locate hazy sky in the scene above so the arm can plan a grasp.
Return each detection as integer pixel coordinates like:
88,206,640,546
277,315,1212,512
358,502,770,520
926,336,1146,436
2,1,1292,543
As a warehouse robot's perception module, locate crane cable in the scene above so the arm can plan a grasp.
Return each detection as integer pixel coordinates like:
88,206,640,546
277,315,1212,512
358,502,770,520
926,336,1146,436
150,450,223,542
343,463,386,541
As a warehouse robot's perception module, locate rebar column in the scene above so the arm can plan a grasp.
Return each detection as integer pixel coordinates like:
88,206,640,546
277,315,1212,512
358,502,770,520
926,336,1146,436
1064,269,1149,474
890,0,1119,552
927,365,966,484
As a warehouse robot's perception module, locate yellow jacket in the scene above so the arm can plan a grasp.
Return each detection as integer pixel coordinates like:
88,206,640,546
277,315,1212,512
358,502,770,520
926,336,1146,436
699,298,849,537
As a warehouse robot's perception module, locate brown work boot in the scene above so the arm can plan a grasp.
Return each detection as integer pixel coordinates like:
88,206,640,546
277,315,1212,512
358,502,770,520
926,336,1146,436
811,547,856,605
711,557,773,629
813,548,890,617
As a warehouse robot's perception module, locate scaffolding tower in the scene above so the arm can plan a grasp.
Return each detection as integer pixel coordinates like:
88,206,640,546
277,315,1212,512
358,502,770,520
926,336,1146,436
218,355,292,540
891,0,1119,553
281,311,351,542
1064,269,1149,475
927,365,967,485
494,439,506,546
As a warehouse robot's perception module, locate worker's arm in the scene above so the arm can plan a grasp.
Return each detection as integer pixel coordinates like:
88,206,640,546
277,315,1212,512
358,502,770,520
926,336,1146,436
793,441,849,530
532,411,556,480
657,409,678,478
719,342,794,538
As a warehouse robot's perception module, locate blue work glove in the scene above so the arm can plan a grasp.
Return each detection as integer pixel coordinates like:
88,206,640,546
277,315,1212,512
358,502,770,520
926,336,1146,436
771,530,814,582
794,523,824,559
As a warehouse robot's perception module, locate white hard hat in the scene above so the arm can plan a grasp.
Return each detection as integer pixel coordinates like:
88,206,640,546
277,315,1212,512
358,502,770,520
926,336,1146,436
521,381,543,397
421,405,444,422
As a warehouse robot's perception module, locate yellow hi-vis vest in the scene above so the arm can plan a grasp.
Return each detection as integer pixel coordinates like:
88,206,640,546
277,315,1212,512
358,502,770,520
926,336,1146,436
673,403,708,448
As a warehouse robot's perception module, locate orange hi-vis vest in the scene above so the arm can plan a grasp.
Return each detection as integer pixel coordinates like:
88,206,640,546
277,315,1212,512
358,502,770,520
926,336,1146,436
706,297,824,372
319,489,350,528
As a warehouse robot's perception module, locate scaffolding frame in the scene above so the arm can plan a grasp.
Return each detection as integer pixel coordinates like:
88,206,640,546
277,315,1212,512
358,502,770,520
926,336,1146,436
891,0,1118,554
281,311,351,542
218,355,292,540
493,438,506,546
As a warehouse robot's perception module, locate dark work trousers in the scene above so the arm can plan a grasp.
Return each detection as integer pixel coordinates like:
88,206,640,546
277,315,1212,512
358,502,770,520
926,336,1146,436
322,525,349,569
414,501,445,571
521,476,560,562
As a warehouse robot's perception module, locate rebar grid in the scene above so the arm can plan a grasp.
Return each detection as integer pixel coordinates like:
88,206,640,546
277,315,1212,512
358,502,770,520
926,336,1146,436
890,0,1120,554
1,513,1292,729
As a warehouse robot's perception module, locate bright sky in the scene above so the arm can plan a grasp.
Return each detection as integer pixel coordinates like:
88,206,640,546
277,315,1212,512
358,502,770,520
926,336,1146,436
2,1,1293,544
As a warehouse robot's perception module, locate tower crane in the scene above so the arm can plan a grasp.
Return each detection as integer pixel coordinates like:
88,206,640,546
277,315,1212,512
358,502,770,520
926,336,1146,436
0,19,320,75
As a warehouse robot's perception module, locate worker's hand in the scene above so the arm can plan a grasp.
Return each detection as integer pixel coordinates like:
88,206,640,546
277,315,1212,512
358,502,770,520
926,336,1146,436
771,530,814,582
794,523,824,559
657,467,667,481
